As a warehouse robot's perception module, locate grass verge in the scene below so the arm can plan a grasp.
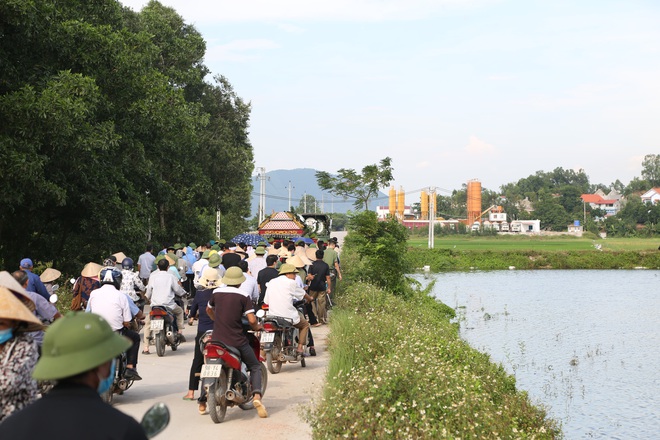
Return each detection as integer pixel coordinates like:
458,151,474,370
311,282,561,439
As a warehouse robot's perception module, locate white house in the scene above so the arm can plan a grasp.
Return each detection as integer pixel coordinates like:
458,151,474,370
641,188,660,204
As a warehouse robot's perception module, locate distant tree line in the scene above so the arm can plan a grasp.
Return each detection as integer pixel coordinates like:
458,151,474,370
0,0,253,271
430,155,660,235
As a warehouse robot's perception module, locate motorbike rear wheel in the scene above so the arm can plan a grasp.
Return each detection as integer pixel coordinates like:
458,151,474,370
266,335,283,374
155,331,166,357
208,370,228,423
239,363,268,410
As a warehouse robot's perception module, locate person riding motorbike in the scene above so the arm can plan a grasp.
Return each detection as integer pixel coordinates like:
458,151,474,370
205,266,268,418
86,267,142,381
120,258,146,303
143,258,186,354
263,264,313,356
0,312,148,439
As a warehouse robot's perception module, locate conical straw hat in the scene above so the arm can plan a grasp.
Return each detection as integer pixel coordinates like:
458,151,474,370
0,286,44,332
40,267,61,283
287,255,306,269
112,252,127,263
295,246,313,265
0,271,35,312
81,262,103,278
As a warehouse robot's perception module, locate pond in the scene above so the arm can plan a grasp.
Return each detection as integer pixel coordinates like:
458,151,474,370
414,270,659,439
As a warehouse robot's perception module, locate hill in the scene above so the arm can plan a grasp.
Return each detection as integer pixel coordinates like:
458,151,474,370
250,168,387,216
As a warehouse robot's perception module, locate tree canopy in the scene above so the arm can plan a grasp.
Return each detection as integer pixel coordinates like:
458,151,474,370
316,157,394,210
0,0,253,272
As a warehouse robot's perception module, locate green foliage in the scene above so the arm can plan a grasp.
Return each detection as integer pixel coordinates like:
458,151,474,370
641,154,660,187
406,247,660,270
342,211,411,295
316,157,393,210
0,1,252,272
312,282,560,439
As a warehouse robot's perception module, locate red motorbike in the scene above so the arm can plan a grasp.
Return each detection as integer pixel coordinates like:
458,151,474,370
200,328,268,423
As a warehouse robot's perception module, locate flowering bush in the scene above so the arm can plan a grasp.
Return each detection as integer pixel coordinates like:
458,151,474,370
311,282,561,439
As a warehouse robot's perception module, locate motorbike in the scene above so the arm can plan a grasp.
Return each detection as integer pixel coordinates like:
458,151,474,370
200,326,268,423
259,301,307,374
149,306,181,357
100,349,135,404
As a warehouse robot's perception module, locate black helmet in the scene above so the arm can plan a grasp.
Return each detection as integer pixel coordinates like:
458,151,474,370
121,257,134,270
99,267,122,289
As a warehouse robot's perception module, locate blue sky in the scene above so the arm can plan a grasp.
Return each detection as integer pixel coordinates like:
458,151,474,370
121,0,660,200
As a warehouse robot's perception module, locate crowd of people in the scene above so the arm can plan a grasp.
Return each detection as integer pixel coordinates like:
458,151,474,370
0,236,341,436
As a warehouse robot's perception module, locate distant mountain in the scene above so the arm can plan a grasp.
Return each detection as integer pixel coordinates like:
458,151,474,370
250,168,387,216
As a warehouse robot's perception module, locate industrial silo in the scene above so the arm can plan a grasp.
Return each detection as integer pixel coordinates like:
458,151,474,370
397,186,405,219
389,186,396,217
467,179,482,226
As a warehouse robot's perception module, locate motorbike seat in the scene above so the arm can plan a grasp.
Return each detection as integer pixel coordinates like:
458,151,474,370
209,340,241,359
266,316,295,329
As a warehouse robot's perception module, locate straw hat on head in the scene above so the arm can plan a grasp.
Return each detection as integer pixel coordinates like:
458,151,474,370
287,255,305,269
296,247,313,266
221,267,246,286
111,252,127,263
165,254,176,266
81,262,103,278
40,267,61,283
198,267,220,289
0,286,44,333
305,247,318,261
278,263,298,275
0,271,35,312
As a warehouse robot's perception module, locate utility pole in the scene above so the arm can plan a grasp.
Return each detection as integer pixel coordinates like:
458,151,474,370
287,181,295,211
216,210,221,240
428,187,436,249
321,194,325,213
256,167,267,224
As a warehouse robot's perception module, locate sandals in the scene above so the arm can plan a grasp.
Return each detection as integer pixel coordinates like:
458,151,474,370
142,350,151,355
253,399,268,418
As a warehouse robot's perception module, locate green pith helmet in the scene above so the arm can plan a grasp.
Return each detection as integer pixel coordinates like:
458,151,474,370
33,312,131,381
208,253,221,268
221,266,245,286
278,263,297,275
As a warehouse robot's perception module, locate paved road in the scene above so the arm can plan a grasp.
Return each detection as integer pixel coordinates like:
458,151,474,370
114,319,330,439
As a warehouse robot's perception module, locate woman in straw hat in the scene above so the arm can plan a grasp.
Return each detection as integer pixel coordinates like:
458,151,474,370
183,267,221,413
70,262,103,311
0,287,44,422
39,267,61,297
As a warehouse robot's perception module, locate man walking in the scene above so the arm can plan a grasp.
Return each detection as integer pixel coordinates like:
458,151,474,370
307,250,331,325
137,244,155,285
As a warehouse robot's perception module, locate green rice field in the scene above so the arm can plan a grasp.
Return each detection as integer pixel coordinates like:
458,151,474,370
407,235,660,252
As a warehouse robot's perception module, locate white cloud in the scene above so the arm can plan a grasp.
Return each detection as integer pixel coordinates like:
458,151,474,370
205,39,280,62
465,135,496,155
120,0,482,24
276,23,306,34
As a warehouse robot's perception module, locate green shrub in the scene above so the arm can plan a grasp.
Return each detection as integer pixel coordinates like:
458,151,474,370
312,282,560,439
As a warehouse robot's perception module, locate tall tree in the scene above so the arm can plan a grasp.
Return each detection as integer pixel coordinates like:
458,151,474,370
316,157,394,210
641,154,660,187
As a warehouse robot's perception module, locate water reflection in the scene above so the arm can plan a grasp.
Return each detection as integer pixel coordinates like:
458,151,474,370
415,270,660,439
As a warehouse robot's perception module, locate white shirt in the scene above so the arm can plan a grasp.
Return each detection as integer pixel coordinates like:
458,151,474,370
146,270,186,309
87,284,132,331
192,258,208,286
264,275,306,324
248,256,267,277
239,272,259,303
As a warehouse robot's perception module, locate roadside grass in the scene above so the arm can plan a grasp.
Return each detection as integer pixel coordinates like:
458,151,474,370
312,282,560,439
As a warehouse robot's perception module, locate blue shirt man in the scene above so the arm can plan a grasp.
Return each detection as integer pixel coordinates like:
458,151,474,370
20,258,50,300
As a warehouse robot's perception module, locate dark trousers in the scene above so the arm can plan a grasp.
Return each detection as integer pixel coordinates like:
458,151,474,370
119,327,140,366
188,331,205,391
237,342,262,396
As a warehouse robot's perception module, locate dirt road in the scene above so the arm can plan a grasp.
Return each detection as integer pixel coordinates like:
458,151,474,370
115,321,330,439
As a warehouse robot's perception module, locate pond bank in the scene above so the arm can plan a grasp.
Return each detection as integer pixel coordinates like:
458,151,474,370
406,248,660,271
